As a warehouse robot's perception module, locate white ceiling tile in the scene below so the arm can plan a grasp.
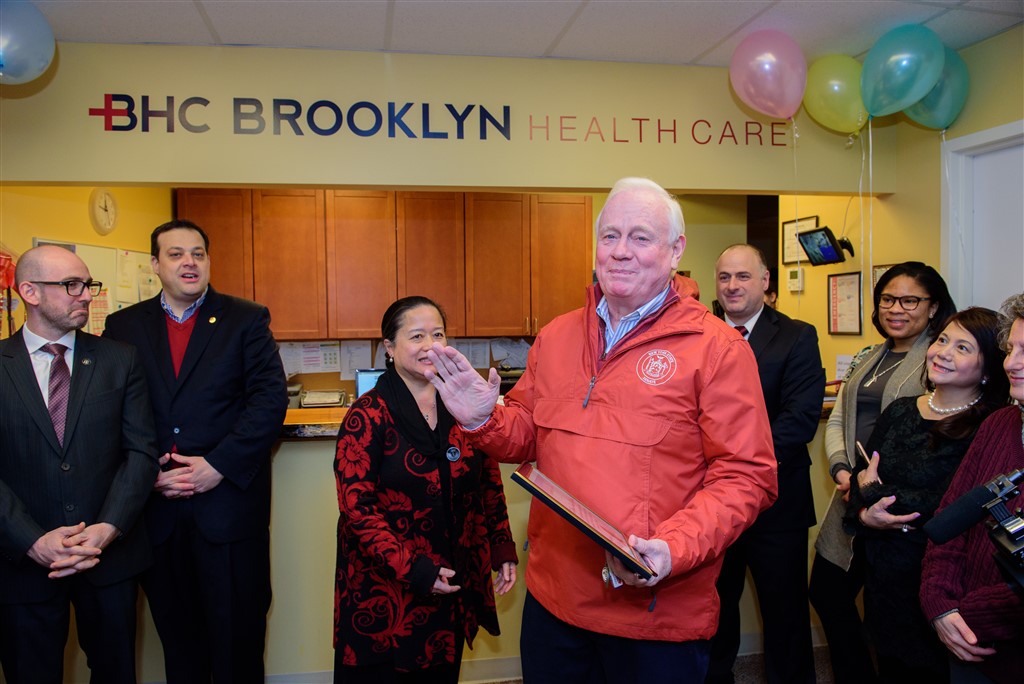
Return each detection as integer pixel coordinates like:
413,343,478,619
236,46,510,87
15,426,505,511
37,0,214,45
29,0,1024,67
554,0,772,65
202,1,391,50
389,0,583,58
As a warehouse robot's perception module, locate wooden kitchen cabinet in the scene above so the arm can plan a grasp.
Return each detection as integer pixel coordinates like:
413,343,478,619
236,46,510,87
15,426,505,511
326,190,397,339
397,192,466,337
174,188,254,299
530,194,593,334
252,189,328,339
465,193,531,336
176,187,591,342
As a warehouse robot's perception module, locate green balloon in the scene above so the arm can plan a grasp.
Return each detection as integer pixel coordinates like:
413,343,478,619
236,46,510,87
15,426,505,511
905,48,970,130
862,24,945,117
804,54,869,134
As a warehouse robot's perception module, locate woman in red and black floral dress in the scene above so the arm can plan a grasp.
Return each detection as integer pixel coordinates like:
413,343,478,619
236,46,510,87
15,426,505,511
333,296,518,684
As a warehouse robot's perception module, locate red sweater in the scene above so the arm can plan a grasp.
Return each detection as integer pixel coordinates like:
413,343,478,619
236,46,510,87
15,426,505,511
920,405,1024,679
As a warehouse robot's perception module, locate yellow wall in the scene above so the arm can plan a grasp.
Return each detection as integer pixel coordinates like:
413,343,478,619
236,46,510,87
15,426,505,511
778,25,1024,376
0,186,171,334
1,42,897,192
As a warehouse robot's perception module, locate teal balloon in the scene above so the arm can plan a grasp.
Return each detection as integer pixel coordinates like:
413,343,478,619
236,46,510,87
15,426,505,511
0,0,56,85
861,24,945,117
905,48,970,129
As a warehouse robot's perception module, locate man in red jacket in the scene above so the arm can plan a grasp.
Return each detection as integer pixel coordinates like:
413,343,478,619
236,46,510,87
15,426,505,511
426,178,778,683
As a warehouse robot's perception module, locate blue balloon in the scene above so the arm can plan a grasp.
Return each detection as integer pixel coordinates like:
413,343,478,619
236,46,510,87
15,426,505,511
0,0,56,85
861,24,945,117
905,48,970,130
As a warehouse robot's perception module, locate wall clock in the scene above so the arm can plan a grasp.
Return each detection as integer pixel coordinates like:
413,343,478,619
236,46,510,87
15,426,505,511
89,188,118,235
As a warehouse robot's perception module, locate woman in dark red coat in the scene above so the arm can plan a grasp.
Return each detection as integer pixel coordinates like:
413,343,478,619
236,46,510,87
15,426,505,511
333,296,518,684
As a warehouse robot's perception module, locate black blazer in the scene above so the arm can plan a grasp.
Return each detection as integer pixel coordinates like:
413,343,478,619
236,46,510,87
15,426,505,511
744,306,826,531
103,288,288,545
0,331,159,603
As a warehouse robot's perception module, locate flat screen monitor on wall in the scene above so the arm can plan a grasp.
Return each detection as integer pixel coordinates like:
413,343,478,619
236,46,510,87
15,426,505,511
797,226,846,265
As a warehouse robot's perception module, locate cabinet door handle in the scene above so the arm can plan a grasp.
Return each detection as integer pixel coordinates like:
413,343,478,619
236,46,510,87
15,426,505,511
524,317,529,334
533,318,538,335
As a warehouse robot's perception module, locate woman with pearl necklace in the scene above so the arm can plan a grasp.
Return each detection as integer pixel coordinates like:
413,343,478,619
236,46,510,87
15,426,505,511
845,307,1010,683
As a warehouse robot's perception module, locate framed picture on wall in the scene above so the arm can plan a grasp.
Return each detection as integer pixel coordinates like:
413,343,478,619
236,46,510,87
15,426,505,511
828,272,862,335
872,264,895,290
782,215,818,264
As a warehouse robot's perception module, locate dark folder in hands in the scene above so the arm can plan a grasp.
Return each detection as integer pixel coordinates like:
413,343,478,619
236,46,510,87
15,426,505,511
511,462,657,579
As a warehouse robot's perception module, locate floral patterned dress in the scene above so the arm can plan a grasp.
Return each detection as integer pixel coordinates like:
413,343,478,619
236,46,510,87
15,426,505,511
333,388,517,672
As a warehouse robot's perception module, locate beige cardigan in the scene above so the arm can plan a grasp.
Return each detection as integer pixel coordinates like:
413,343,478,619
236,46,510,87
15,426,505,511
814,332,931,569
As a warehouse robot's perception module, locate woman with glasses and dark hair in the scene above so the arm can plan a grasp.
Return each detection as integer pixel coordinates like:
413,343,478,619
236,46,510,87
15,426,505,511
332,296,517,684
844,307,1009,682
810,261,956,684
921,293,1024,684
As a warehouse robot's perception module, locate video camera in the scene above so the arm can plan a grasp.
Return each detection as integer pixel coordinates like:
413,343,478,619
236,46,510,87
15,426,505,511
924,469,1023,596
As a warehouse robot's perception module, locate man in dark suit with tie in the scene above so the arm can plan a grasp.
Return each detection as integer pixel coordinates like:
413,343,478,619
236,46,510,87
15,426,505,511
707,244,826,684
104,220,288,683
0,245,159,683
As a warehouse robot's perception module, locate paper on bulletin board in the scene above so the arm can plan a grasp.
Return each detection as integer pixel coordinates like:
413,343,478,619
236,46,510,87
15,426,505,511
87,288,113,335
339,340,372,380
116,250,157,304
491,338,531,368
452,339,490,369
278,341,342,376
835,355,853,382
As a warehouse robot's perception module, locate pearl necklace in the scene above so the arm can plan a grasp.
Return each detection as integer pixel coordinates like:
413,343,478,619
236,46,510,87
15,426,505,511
928,390,982,415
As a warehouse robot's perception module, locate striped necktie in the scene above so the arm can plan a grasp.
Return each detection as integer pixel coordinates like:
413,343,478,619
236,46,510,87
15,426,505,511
42,343,70,445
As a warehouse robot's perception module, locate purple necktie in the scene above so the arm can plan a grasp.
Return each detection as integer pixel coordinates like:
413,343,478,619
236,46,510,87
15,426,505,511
735,325,749,339
43,343,70,446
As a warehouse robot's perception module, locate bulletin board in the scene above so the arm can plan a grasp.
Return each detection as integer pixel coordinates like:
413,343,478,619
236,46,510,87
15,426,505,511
29,239,154,335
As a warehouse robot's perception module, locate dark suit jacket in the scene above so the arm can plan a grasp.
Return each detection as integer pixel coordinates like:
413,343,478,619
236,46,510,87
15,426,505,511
744,306,826,531
0,330,159,603
103,288,288,545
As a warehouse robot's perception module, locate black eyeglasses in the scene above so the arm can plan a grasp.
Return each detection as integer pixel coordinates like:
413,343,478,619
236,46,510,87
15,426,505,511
31,280,103,297
879,294,931,311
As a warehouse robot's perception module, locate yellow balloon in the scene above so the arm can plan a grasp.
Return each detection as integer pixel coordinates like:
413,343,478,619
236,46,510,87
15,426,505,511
803,55,869,134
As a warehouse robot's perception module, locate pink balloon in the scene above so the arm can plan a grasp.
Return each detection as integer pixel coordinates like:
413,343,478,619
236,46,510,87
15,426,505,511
730,30,808,119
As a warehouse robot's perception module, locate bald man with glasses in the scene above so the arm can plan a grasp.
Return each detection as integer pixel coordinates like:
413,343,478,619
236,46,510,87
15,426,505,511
0,245,159,683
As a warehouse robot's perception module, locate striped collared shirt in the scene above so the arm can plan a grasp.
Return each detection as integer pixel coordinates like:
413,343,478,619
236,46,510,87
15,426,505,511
596,284,671,354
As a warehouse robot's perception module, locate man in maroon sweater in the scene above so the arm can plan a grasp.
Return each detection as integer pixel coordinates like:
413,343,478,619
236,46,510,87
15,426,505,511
104,220,287,683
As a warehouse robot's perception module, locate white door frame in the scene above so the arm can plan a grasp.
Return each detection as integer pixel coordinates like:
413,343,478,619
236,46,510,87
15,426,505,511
941,119,1024,306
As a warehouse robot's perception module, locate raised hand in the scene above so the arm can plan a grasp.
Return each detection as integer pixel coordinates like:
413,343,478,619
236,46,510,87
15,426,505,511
425,343,500,427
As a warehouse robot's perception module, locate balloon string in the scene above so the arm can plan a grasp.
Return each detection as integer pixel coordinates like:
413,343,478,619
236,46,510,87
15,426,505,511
940,129,967,297
859,132,867,295
790,116,802,315
868,118,874,313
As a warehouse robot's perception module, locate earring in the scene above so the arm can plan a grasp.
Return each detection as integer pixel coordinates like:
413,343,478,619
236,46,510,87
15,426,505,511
981,377,988,385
